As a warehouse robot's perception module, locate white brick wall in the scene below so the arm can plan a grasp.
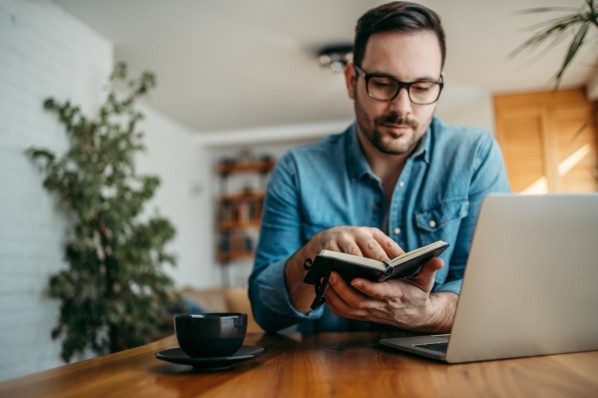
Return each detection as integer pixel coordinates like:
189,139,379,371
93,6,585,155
0,0,114,381
0,0,211,381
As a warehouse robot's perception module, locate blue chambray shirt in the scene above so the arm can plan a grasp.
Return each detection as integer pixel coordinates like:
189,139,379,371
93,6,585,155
249,117,510,333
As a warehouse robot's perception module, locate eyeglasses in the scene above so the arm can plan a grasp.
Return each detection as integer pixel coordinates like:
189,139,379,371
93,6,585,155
353,64,444,105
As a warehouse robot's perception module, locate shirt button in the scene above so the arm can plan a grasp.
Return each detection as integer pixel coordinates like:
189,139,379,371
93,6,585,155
399,181,405,188
428,220,437,228
393,227,401,235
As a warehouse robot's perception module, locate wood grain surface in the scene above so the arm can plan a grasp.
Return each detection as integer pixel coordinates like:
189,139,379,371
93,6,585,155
0,332,596,398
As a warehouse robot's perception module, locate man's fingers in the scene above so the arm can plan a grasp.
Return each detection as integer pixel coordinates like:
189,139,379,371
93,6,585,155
350,277,394,300
314,226,403,263
371,228,404,258
337,241,363,257
410,258,444,292
352,228,396,262
325,272,375,317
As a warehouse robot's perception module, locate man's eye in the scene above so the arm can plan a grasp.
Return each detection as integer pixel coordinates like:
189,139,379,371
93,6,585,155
371,79,395,88
412,83,433,92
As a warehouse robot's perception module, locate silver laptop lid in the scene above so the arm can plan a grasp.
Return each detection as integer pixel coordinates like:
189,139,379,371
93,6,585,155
446,193,598,363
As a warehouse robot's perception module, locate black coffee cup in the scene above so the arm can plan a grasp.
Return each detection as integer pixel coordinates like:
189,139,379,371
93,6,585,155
174,313,247,357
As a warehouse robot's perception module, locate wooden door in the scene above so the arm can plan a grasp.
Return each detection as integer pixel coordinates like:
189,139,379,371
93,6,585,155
494,89,598,193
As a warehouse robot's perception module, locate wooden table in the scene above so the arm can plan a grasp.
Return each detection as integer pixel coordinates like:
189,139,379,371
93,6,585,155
1,332,596,397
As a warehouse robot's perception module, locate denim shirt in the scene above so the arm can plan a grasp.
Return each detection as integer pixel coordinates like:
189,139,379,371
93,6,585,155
249,118,510,333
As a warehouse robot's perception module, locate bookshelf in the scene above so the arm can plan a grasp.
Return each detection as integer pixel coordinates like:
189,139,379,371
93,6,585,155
216,156,275,263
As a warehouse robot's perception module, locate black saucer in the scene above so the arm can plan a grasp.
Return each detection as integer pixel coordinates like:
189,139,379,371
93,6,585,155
155,345,266,370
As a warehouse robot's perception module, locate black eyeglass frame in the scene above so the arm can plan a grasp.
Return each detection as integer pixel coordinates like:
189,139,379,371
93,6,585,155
353,64,444,105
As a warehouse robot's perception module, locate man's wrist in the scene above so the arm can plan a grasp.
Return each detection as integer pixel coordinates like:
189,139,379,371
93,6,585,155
284,246,317,314
424,292,458,332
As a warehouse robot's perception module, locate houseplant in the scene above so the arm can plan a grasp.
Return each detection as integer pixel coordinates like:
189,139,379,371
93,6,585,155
28,62,184,362
511,0,598,149
511,0,598,89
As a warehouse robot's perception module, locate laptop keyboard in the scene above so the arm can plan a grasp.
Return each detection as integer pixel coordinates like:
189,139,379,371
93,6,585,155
413,342,448,353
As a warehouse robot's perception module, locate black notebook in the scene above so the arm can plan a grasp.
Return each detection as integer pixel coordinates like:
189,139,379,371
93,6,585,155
303,240,449,309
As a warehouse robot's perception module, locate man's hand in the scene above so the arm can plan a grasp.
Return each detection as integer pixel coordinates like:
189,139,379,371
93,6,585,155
323,257,458,332
308,226,404,260
284,226,403,313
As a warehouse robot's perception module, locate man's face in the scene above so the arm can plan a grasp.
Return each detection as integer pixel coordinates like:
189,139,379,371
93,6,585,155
345,31,443,155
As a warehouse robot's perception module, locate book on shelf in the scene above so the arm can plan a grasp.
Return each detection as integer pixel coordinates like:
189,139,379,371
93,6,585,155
218,231,256,258
303,240,449,309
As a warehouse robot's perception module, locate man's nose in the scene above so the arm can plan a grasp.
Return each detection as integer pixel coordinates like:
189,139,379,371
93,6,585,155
388,86,412,114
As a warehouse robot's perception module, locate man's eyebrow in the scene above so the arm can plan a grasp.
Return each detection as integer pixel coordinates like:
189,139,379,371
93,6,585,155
368,72,440,83
366,70,440,82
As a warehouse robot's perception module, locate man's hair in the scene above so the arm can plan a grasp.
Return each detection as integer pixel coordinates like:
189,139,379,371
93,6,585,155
353,1,446,68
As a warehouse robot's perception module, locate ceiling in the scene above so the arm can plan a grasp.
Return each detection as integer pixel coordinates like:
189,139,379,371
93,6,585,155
53,0,597,134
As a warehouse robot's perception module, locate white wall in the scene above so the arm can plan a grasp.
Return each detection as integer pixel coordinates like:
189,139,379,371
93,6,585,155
135,104,216,289
0,0,207,382
437,82,496,135
0,0,113,381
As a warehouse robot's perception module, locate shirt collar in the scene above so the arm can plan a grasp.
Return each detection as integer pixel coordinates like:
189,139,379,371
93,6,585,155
345,118,435,178
412,121,432,164
345,123,373,180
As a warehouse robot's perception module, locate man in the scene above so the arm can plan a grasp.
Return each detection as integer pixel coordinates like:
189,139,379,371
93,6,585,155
249,1,510,333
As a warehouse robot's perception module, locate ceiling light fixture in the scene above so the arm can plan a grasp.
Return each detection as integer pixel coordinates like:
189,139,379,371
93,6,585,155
317,44,353,74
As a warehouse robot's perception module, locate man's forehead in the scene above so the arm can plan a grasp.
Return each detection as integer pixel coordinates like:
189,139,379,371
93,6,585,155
361,30,442,78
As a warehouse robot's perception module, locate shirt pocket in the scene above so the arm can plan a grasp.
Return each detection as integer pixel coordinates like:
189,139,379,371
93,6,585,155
415,198,469,235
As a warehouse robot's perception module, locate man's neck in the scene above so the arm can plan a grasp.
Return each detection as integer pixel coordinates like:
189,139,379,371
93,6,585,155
357,133,415,200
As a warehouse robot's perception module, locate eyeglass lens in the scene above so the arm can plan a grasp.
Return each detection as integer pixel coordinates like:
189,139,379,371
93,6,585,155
367,76,441,104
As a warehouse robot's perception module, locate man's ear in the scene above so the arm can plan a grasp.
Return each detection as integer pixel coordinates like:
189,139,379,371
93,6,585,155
344,63,357,100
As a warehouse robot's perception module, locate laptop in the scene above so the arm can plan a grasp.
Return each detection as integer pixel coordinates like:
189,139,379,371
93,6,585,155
380,193,598,363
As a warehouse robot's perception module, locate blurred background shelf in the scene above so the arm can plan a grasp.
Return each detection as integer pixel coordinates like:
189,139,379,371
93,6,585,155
215,156,275,268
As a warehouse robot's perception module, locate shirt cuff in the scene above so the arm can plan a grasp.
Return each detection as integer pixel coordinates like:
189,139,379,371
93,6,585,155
434,278,462,295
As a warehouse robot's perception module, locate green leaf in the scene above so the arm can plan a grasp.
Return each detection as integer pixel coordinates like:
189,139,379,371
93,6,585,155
510,0,598,90
554,21,591,88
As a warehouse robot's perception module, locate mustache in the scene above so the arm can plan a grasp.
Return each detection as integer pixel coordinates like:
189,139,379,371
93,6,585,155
376,113,418,129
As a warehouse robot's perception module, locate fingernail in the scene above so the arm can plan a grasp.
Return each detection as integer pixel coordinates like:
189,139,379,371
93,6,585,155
351,280,362,289
329,273,336,284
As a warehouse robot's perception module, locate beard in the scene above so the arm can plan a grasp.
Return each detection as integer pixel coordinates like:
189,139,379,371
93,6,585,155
354,96,433,155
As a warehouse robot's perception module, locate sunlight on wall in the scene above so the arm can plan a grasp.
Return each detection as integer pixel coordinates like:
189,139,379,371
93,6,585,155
521,143,592,194
521,177,548,194
558,144,591,176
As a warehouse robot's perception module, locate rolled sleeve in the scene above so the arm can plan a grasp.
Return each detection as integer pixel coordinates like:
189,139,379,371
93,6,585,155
250,257,323,332
249,152,326,332
434,278,462,295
